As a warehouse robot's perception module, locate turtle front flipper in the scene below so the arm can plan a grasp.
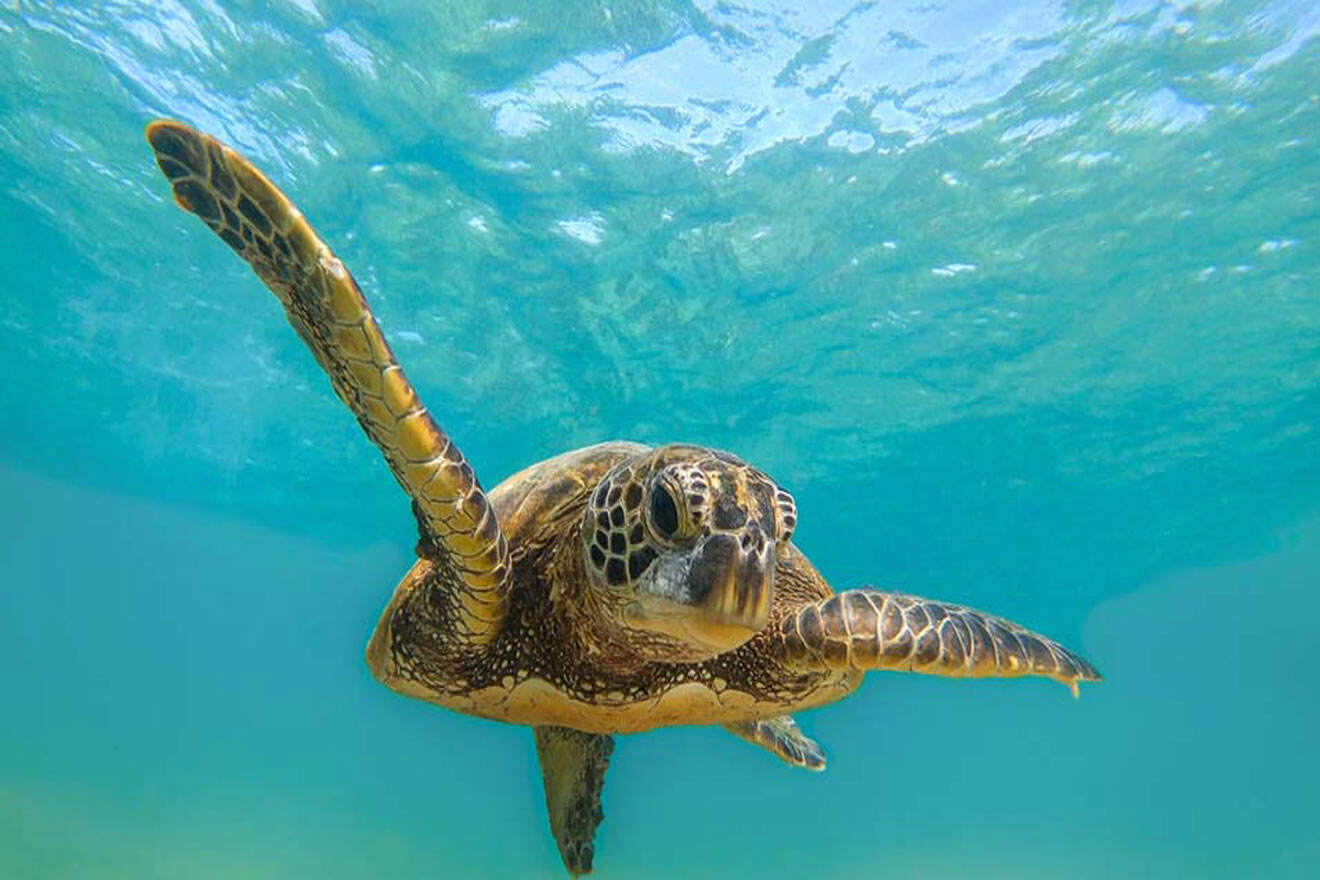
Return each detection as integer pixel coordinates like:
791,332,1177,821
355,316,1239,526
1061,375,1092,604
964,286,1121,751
145,120,510,646
724,715,826,771
774,590,1100,696
534,726,614,877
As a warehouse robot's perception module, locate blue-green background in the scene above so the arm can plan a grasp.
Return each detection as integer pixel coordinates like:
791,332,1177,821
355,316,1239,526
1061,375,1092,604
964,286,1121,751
2,1,1318,877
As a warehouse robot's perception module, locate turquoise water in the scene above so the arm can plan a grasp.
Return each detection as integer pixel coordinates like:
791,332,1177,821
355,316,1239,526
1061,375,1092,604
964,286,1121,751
3,0,1318,876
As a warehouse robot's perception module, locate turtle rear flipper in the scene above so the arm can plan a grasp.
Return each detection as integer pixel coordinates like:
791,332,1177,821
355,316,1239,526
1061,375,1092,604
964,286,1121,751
774,590,1100,696
724,714,825,771
534,726,614,876
145,120,510,646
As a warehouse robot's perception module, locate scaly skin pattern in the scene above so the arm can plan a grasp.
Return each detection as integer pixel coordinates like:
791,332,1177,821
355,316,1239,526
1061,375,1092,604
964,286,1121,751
774,590,1100,696
146,118,1101,874
534,726,613,876
366,451,859,733
147,118,1099,733
366,447,1097,732
724,715,826,771
576,442,796,663
145,120,510,647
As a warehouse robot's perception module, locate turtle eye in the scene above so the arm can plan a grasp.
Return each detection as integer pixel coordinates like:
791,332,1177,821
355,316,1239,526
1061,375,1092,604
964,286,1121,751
649,484,680,539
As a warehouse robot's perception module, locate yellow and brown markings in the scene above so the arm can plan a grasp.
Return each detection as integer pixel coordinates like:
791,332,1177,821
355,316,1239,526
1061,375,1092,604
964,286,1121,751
145,120,510,647
581,457,657,589
534,726,613,877
774,590,1101,696
578,445,796,596
568,444,801,666
492,442,651,554
369,532,855,733
414,666,855,734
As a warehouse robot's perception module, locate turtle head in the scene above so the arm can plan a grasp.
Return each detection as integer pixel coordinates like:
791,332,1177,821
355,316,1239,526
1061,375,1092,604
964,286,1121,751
580,444,796,661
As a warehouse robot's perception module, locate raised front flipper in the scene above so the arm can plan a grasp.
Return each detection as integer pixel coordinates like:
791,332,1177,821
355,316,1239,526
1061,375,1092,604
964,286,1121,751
774,590,1100,696
724,715,825,771
145,120,510,647
534,726,614,877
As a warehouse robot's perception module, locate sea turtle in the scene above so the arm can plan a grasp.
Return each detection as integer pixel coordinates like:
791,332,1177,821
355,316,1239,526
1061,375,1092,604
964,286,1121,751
145,119,1100,876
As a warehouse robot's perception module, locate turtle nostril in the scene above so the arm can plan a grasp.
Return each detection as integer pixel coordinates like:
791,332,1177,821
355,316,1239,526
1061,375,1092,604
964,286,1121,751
740,519,766,552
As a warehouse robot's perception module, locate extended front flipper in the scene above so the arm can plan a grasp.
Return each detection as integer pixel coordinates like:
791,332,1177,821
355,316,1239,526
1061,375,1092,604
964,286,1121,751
534,726,614,877
724,715,826,771
145,120,510,647
774,590,1100,696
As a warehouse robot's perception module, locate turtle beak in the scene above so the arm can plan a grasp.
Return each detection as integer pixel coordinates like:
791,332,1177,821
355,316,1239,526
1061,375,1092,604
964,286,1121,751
685,532,773,637
623,529,775,656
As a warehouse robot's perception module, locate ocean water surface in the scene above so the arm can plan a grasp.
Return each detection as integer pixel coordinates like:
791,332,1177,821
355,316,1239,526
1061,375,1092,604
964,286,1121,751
2,1,1318,877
